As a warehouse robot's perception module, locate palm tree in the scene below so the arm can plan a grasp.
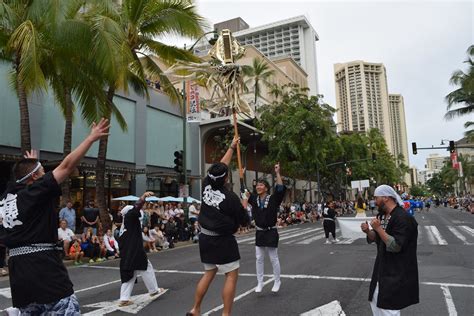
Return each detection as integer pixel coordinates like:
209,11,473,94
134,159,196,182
91,0,206,229
243,58,275,105
40,0,115,202
0,0,49,154
445,45,474,137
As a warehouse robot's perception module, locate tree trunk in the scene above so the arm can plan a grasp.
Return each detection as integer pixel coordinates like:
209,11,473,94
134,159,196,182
16,55,31,154
61,87,73,205
95,86,115,231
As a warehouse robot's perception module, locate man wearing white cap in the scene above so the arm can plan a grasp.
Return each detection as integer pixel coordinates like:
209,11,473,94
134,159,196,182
361,184,419,316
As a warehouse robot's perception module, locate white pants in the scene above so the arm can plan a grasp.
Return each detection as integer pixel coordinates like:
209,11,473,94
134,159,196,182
370,283,401,316
255,246,280,284
120,260,159,301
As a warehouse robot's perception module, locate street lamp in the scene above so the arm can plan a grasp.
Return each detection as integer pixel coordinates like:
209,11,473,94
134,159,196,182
181,30,218,220
440,139,450,145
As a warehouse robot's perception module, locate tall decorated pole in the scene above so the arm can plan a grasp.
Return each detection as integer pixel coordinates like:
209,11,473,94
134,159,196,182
166,29,253,192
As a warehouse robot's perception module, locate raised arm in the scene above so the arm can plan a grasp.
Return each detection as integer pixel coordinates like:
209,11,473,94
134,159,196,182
220,137,239,167
53,118,110,184
275,162,283,185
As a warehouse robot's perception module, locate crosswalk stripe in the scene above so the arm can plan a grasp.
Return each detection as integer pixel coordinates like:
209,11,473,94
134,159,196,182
447,226,472,245
337,238,356,244
237,227,307,244
278,227,322,242
284,228,324,244
459,226,474,237
417,225,423,245
237,224,470,246
426,226,448,245
296,233,326,245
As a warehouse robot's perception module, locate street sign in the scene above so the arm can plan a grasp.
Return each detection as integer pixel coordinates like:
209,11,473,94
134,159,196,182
351,179,370,190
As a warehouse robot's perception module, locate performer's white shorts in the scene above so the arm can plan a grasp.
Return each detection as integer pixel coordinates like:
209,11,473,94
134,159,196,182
203,260,239,274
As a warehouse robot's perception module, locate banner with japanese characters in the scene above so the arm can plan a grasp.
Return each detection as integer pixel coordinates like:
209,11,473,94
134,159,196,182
186,82,201,122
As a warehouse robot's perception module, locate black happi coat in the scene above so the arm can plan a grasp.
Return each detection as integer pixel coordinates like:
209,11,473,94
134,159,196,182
0,172,73,308
368,206,419,310
198,178,249,264
249,184,286,248
119,199,148,283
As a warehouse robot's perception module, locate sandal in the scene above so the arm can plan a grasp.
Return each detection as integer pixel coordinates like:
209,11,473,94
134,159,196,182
118,300,133,307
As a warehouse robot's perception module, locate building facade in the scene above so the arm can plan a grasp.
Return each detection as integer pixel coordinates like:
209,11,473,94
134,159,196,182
388,94,409,163
0,63,199,209
426,153,449,172
334,61,393,152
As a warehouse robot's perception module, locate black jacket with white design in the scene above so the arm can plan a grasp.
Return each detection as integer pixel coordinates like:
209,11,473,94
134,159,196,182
198,178,249,264
0,172,73,308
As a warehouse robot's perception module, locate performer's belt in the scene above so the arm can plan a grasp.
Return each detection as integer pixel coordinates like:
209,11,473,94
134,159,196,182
9,243,61,257
323,218,335,222
200,227,221,236
255,225,277,231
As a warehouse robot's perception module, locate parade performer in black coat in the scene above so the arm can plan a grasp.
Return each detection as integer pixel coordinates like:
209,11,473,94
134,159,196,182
0,118,109,314
118,191,164,307
247,163,286,293
187,137,249,316
361,184,419,315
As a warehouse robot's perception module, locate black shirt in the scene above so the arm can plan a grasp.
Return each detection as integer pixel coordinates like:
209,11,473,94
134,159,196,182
83,207,99,227
0,172,74,307
248,184,286,247
198,178,249,264
368,206,419,310
119,200,148,283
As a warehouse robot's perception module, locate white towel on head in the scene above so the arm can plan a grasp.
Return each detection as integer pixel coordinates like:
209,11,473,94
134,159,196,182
119,205,134,237
374,185,404,206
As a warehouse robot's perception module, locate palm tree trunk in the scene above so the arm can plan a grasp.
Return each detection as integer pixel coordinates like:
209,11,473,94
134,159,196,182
61,87,73,204
95,86,115,231
16,55,31,154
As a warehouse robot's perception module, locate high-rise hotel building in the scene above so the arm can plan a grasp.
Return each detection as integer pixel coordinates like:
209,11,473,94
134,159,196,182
197,16,320,95
388,94,409,164
334,61,392,151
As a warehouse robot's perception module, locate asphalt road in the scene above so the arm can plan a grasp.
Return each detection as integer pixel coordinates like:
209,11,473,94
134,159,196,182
0,206,472,315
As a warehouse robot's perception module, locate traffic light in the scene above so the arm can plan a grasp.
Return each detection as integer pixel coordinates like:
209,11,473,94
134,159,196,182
372,153,377,162
412,142,417,155
449,141,455,153
173,150,183,173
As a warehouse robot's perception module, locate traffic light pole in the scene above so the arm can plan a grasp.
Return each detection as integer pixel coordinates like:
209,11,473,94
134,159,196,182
182,80,188,220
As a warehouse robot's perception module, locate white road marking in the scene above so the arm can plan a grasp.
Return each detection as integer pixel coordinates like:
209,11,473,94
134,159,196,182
0,288,11,298
237,227,302,244
440,286,458,316
459,226,474,237
337,238,356,244
78,267,474,288
296,232,326,244
300,300,346,316
83,289,168,315
417,225,423,245
426,226,447,245
284,228,324,244
447,226,472,245
278,227,323,242
75,279,122,293
202,278,274,316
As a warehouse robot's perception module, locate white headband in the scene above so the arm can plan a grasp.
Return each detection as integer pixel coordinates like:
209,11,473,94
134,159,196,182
207,171,227,181
374,184,404,207
16,162,42,183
